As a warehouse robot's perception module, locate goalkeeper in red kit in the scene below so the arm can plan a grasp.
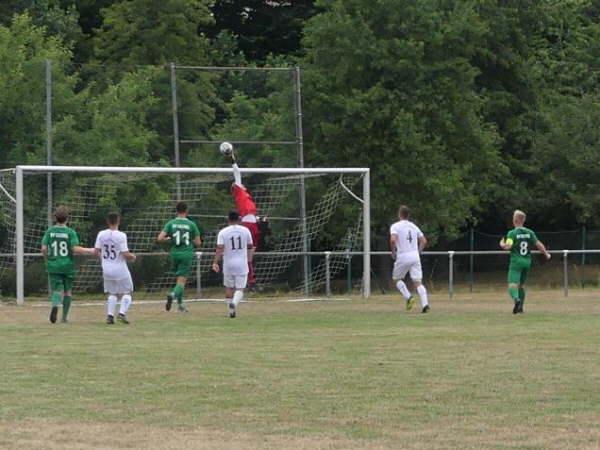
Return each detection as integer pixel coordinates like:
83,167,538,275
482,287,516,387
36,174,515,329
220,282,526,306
227,148,266,290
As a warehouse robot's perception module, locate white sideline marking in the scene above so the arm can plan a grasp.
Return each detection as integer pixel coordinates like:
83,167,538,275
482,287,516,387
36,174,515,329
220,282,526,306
23,297,352,307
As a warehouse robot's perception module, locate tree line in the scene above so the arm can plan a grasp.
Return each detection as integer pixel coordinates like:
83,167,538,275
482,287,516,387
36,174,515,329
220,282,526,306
2,0,600,240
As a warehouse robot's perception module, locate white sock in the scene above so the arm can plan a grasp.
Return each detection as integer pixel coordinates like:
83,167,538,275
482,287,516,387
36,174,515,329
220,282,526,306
119,294,132,316
396,280,411,300
107,295,117,317
232,290,244,306
417,285,429,307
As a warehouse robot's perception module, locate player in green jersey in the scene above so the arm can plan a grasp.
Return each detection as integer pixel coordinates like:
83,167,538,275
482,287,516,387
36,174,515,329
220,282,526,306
157,202,202,312
40,206,97,323
499,210,551,314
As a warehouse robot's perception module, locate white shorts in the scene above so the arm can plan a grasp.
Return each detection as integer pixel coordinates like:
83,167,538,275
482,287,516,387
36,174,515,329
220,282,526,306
103,274,133,295
223,274,248,289
392,255,423,281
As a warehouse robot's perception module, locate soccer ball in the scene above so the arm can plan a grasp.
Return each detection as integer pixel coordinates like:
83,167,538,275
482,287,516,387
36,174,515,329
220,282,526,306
219,141,233,156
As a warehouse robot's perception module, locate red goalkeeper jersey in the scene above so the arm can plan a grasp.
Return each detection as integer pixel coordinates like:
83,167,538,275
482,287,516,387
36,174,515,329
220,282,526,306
232,184,258,217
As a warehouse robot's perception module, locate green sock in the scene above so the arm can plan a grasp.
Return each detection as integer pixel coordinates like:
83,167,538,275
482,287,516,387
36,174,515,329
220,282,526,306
174,284,184,304
518,287,526,306
508,286,519,303
51,292,62,307
62,296,72,321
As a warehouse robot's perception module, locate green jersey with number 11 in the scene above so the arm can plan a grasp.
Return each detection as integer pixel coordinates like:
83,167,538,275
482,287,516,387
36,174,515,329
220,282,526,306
506,227,538,266
162,218,200,257
41,225,80,275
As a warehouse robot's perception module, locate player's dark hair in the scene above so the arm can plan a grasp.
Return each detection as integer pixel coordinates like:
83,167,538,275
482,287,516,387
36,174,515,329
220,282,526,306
176,202,188,214
106,212,120,226
54,205,69,224
228,210,240,222
398,205,410,219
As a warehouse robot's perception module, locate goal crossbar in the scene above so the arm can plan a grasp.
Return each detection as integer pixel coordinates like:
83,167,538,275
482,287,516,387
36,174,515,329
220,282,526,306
13,165,371,304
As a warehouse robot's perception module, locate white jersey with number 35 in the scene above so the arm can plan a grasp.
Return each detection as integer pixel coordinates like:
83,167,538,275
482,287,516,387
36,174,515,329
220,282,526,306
390,220,423,257
95,229,131,280
217,224,253,275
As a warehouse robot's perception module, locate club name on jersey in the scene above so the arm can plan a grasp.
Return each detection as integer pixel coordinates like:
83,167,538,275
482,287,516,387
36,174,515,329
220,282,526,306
516,233,531,239
50,232,69,239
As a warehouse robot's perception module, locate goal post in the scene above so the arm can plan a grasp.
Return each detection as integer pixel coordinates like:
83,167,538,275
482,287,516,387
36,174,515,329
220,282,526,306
12,165,371,305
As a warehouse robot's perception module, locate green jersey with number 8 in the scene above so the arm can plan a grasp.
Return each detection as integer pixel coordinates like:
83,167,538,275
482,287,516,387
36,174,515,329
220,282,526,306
41,225,80,275
162,218,200,257
505,227,538,266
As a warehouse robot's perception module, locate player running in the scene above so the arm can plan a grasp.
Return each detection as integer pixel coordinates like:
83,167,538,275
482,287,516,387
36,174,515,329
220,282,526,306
499,210,551,314
40,206,96,323
212,210,254,318
389,205,430,313
157,202,202,312
224,144,262,291
94,212,137,324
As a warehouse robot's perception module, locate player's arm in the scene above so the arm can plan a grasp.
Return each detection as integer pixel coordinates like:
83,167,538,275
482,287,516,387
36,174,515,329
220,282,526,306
40,233,48,255
499,232,513,250
418,234,428,252
389,233,397,260
247,243,254,263
156,230,170,243
122,251,136,262
232,162,242,187
535,241,551,260
73,246,97,256
212,245,224,272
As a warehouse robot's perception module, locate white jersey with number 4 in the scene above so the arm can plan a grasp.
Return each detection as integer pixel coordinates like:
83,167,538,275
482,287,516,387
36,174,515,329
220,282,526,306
95,229,131,280
390,220,423,258
217,224,253,275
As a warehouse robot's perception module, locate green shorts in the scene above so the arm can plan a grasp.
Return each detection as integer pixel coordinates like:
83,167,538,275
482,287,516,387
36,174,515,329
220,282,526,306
171,254,193,278
48,273,75,292
508,262,530,285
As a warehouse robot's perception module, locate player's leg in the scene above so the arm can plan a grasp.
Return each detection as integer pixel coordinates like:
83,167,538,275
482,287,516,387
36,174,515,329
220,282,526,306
117,275,133,323
104,277,117,324
392,259,413,309
223,275,236,317
507,263,521,313
410,261,429,313
60,275,75,322
48,273,63,323
408,259,431,313
229,275,247,318
517,268,529,313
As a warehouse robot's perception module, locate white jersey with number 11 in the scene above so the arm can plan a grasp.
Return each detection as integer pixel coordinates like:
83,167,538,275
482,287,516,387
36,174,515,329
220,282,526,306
217,224,253,275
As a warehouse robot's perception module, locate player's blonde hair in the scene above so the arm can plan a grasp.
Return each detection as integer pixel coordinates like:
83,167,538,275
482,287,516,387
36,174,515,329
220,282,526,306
513,209,526,224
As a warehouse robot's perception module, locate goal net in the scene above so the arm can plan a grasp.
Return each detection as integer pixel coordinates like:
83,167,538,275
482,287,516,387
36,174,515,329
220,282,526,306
1,166,370,304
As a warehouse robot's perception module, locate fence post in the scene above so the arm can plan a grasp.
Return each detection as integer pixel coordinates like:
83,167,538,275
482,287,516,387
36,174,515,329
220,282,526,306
581,226,586,289
195,252,203,299
325,251,331,297
346,250,352,294
563,250,569,298
449,251,454,299
469,228,474,292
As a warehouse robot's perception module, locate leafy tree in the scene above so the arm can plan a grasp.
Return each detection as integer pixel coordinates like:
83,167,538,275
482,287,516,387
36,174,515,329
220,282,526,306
301,0,504,237
209,0,319,61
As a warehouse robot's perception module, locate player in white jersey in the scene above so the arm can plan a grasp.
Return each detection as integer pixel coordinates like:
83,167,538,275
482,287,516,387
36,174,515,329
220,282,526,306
212,210,254,318
389,205,430,313
94,212,137,324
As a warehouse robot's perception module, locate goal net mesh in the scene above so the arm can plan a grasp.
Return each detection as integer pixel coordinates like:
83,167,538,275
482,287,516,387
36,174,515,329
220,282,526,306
0,169,365,300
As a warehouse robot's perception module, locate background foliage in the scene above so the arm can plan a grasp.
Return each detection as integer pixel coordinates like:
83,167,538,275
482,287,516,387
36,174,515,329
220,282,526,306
2,0,600,240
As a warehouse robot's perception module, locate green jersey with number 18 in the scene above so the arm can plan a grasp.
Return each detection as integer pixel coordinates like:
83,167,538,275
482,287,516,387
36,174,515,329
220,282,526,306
162,218,200,257
41,225,80,275
505,227,539,266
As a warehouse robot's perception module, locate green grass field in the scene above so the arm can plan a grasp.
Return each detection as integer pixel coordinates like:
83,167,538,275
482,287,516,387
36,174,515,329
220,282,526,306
1,290,599,449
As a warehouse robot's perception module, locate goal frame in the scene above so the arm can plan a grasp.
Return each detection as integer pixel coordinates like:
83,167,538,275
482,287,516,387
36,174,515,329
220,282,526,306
13,165,371,304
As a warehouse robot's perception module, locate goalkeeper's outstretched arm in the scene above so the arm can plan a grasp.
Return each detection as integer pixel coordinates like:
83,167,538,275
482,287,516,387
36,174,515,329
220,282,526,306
232,162,242,187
